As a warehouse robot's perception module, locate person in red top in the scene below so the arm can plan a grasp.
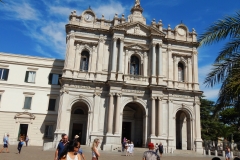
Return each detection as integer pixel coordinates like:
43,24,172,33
142,143,160,160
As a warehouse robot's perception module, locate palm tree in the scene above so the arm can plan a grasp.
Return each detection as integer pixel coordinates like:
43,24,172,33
198,11,240,110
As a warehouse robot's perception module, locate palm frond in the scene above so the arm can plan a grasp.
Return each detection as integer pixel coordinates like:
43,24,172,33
204,54,240,87
198,11,240,46
215,37,240,62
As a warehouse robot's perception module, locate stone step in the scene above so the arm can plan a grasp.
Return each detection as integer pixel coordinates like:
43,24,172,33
173,149,200,154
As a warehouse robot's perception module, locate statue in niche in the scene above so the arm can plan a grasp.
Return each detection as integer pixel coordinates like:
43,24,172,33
135,0,140,7
134,24,140,34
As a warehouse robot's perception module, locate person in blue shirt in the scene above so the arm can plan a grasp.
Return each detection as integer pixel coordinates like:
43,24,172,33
17,138,24,154
54,134,68,160
0,133,10,153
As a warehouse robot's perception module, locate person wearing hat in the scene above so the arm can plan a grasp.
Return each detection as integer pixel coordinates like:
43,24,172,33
142,142,160,160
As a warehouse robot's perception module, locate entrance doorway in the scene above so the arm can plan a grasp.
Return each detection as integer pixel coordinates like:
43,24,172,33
69,101,88,144
122,122,131,142
176,110,191,150
71,123,83,143
18,124,28,140
122,102,145,147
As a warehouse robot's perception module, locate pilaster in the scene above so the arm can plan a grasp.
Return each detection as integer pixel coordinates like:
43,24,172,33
107,93,114,135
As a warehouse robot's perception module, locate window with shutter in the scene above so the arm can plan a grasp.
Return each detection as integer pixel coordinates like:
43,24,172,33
178,62,184,82
130,56,139,75
44,125,53,138
25,71,36,83
80,51,89,71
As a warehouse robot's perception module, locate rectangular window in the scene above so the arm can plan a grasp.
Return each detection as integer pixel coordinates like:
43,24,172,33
48,73,61,85
25,71,36,83
0,68,9,80
23,97,32,109
48,99,56,111
44,125,53,138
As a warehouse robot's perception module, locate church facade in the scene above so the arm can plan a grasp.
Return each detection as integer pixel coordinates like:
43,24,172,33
55,0,202,153
0,0,202,153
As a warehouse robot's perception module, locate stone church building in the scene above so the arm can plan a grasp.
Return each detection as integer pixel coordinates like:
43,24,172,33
0,0,202,153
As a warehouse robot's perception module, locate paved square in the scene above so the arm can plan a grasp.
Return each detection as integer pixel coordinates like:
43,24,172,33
0,145,227,160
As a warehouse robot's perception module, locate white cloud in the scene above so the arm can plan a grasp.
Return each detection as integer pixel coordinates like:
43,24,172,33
1,1,40,21
35,45,52,58
93,1,126,19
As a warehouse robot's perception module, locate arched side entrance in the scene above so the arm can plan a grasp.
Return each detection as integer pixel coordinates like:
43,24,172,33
176,110,191,150
122,102,146,147
69,101,88,144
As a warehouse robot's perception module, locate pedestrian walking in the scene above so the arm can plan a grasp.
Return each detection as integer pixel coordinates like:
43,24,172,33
25,135,29,147
17,138,24,154
225,146,231,160
125,140,129,156
129,141,134,156
59,140,81,160
158,142,163,157
142,142,160,160
74,135,86,160
122,137,126,152
55,134,69,160
0,133,10,153
155,143,158,154
91,138,100,160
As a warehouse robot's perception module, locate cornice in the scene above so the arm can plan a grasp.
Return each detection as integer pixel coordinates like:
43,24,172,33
0,83,61,91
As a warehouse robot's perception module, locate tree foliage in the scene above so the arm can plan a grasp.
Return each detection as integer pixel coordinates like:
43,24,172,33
198,11,240,111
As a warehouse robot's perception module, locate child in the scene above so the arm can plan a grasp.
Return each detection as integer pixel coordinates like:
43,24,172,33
129,141,134,156
17,138,24,154
125,140,129,156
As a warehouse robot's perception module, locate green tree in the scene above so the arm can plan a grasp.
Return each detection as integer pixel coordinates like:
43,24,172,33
200,98,222,140
198,11,240,110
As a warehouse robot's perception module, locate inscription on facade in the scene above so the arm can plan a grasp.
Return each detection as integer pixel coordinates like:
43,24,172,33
72,85,91,89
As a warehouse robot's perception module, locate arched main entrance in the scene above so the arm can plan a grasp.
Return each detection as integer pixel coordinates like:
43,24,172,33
176,110,191,150
122,102,146,147
69,101,88,144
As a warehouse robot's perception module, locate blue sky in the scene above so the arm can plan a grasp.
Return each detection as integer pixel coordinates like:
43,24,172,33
0,0,239,101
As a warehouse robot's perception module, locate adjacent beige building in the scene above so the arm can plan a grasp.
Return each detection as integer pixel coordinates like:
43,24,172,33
0,0,202,153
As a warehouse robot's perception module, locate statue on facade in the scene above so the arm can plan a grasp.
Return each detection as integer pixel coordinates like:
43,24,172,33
135,0,140,7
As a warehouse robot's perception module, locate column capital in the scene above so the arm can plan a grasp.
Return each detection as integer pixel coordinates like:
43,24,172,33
167,99,173,103
193,51,198,55
75,44,80,50
120,38,125,42
151,97,156,100
109,93,114,96
167,48,172,52
143,52,147,58
116,93,122,97
113,37,118,41
151,42,157,47
194,102,201,106
158,97,163,101
99,37,105,43
94,92,101,97
158,43,163,47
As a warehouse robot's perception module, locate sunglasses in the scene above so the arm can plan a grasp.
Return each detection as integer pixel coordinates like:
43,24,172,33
75,146,80,148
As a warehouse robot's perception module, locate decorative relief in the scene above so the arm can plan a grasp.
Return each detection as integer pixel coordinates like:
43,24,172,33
134,24,140,34
60,89,69,94
71,85,91,89
172,94,191,98
122,89,144,94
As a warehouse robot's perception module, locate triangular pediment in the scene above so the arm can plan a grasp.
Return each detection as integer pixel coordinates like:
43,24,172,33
112,22,165,37
125,43,149,51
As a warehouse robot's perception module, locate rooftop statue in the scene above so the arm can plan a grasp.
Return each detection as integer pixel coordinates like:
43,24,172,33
135,0,140,7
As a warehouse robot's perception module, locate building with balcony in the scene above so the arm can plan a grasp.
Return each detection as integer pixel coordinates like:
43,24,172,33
0,0,202,153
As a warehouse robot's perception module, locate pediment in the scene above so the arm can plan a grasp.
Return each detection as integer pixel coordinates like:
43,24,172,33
125,43,149,51
112,22,166,37
15,112,35,120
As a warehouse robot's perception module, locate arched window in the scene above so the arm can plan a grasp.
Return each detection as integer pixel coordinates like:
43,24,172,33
178,62,184,82
130,55,140,75
80,51,89,71
73,109,84,114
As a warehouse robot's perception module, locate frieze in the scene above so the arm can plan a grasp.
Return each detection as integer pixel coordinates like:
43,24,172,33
122,89,144,94
70,85,92,89
172,94,191,98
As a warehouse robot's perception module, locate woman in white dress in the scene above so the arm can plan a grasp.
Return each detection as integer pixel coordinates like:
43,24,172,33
128,141,134,156
59,140,81,160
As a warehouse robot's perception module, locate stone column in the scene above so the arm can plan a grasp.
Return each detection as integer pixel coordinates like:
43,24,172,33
74,44,80,71
111,38,117,72
188,58,192,87
167,99,174,152
107,93,114,134
167,47,173,87
151,97,156,136
158,44,162,76
92,92,101,133
173,56,178,81
157,97,163,137
114,93,121,134
143,52,147,77
97,38,104,72
124,50,129,74
192,50,199,90
88,52,93,72
152,43,156,76
194,101,203,153
65,32,75,69
118,38,124,73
